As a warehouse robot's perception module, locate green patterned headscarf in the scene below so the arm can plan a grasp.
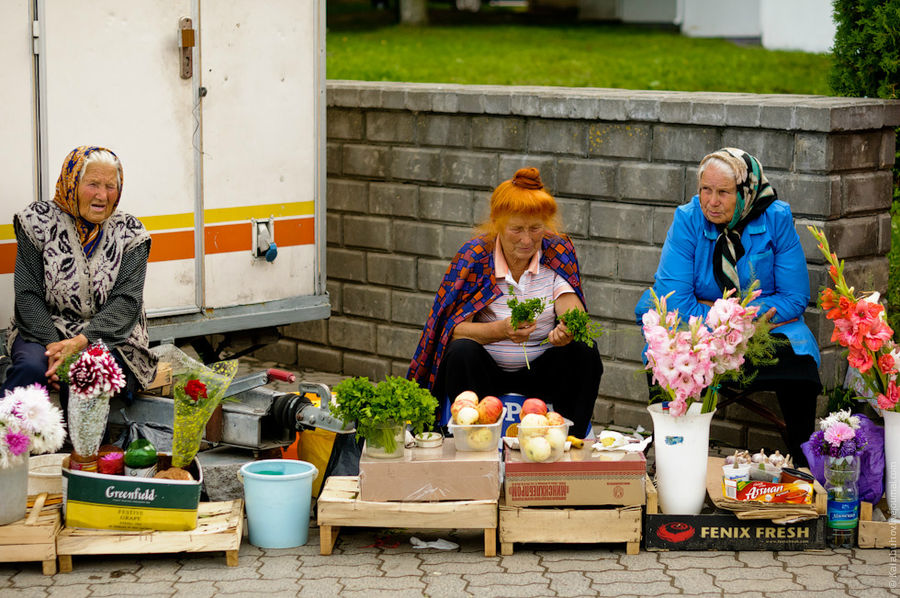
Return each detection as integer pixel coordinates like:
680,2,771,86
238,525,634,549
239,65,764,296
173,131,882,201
705,148,778,292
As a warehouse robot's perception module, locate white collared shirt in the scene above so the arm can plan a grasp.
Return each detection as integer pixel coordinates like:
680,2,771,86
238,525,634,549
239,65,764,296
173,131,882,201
474,237,575,371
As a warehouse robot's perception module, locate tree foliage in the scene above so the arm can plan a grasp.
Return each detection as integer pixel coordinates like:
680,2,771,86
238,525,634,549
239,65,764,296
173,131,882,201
830,0,900,99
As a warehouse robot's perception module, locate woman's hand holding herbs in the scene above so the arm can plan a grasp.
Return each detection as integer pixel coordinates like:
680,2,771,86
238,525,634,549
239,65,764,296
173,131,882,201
546,322,574,347
502,316,536,343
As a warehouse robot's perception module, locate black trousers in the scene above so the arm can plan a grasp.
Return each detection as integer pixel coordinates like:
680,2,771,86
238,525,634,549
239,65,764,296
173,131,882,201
433,338,603,438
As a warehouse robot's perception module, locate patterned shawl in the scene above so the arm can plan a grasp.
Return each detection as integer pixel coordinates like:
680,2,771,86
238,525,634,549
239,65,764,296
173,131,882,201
53,145,123,257
407,234,586,391
710,148,778,292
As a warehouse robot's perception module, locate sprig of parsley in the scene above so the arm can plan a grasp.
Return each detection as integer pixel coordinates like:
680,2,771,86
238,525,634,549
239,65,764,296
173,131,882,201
506,287,549,369
558,308,604,346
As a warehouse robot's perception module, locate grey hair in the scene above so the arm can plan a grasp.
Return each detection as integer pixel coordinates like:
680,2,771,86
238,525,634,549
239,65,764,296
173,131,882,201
697,149,748,193
79,149,121,189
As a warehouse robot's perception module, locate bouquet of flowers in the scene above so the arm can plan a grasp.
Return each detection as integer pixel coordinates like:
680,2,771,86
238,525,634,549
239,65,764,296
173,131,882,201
806,409,868,460
0,384,66,469
170,360,237,469
808,227,898,412
642,283,773,416
66,342,126,461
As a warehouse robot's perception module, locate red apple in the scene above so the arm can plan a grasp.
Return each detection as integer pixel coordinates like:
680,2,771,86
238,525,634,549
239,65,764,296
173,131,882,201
476,396,503,424
454,390,479,404
546,411,565,426
451,391,478,418
521,398,548,419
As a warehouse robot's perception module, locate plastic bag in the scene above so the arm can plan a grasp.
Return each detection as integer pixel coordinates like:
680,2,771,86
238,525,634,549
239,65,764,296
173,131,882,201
801,413,884,504
113,409,174,453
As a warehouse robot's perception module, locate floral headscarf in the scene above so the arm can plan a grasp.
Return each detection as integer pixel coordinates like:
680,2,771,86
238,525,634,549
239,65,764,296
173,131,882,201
705,148,778,292
52,145,123,256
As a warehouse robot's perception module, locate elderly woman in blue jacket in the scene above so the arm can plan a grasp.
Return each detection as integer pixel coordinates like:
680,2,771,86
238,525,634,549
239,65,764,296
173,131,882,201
635,148,821,465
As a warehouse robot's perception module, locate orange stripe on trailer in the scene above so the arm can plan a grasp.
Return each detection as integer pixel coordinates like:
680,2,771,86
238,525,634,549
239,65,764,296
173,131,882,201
205,222,251,255
148,230,195,263
275,217,315,247
0,216,316,271
0,242,16,275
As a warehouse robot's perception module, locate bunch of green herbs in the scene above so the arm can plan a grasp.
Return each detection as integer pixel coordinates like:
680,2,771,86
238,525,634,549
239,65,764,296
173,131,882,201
507,287,548,369
331,376,438,453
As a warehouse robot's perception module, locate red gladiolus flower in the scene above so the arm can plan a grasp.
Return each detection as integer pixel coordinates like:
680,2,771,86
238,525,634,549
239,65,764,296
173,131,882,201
847,347,874,373
829,264,839,281
878,353,896,375
877,380,900,411
185,379,207,401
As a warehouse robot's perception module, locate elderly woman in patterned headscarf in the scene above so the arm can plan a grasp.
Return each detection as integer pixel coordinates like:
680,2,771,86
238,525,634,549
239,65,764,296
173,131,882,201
635,148,821,464
1,146,157,405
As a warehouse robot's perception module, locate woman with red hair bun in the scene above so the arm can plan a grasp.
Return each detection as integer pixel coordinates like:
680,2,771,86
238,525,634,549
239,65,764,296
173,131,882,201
408,168,602,437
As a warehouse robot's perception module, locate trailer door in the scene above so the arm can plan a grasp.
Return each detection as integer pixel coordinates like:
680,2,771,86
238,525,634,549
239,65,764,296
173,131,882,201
37,0,201,318
0,0,39,328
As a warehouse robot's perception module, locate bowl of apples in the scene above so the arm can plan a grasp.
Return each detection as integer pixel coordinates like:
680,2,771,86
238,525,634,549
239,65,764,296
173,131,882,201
446,391,505,452
516,403,572,463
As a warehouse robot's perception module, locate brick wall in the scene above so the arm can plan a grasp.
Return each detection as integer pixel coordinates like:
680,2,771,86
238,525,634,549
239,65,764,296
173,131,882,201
265,81,900,450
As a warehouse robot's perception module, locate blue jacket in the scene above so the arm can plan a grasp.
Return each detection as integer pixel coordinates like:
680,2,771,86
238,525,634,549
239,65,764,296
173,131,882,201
635,196,820,366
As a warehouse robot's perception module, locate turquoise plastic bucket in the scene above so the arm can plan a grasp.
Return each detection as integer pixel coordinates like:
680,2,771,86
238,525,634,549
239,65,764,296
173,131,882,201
239,459,318,548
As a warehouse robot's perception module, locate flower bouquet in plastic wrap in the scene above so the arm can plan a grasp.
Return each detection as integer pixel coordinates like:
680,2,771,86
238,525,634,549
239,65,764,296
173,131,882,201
151,345,237,479
63,342,126,470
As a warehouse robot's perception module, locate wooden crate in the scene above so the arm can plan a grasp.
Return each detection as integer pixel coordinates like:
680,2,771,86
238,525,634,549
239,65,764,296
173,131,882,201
859,500,899,549
317,476,498,557
0,493,61,575
56,500,243,572
497,475,651,556
498,478,645,557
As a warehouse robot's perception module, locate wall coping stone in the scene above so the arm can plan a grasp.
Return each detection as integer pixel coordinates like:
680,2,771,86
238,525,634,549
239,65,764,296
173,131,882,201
327,80,900,132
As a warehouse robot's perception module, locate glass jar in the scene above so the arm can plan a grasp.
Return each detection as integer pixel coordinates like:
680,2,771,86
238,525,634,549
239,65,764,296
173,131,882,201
824,455,860,549
363,421,405,459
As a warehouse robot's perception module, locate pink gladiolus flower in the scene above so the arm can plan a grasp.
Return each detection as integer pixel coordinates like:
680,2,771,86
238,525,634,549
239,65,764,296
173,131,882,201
668,399,687,417
823,422,855,446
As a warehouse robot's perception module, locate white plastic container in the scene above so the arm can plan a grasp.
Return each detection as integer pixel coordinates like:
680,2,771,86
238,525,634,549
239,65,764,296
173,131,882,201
447,409,504,452
28,453,67,495
517,418,572,463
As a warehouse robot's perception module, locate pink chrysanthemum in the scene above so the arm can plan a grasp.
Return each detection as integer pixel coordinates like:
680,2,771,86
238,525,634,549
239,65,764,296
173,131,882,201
823,421,855,447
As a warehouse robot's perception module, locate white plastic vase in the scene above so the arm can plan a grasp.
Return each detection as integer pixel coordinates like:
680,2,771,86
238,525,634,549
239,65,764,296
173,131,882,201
648,402,716,515
0,456,28,525
883,409,900,522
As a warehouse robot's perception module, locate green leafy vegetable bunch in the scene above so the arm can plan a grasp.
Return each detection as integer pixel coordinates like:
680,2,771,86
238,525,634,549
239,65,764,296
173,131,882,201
559,308,605,346
331,376,438,453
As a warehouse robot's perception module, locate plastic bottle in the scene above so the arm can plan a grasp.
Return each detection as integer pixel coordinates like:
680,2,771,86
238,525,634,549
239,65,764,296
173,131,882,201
824,455,860,548
124,439,158,478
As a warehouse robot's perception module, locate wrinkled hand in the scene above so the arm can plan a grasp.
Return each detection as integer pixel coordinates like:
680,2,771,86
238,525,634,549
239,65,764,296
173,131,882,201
759,307,777,323
546,322,573,347
45,334,89,385
503,317,536,344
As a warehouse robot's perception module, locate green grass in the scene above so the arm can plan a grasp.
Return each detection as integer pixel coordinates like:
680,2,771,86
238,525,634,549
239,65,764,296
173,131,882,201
327,24,832,94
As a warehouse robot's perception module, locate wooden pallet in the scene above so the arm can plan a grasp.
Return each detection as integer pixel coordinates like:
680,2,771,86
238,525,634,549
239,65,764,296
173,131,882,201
56,500,243,572
317,476,498,557
0,493,62,575
498,500,643,556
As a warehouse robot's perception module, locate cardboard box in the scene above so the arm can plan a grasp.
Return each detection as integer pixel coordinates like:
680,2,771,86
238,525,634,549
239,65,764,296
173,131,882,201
644,470,827,551
61,454,202,531
504,446,646,507
358,442,500,502
644,511,827,551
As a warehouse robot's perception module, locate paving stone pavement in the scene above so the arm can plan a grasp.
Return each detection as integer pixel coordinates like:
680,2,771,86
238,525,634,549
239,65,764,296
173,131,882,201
2,359,897,597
